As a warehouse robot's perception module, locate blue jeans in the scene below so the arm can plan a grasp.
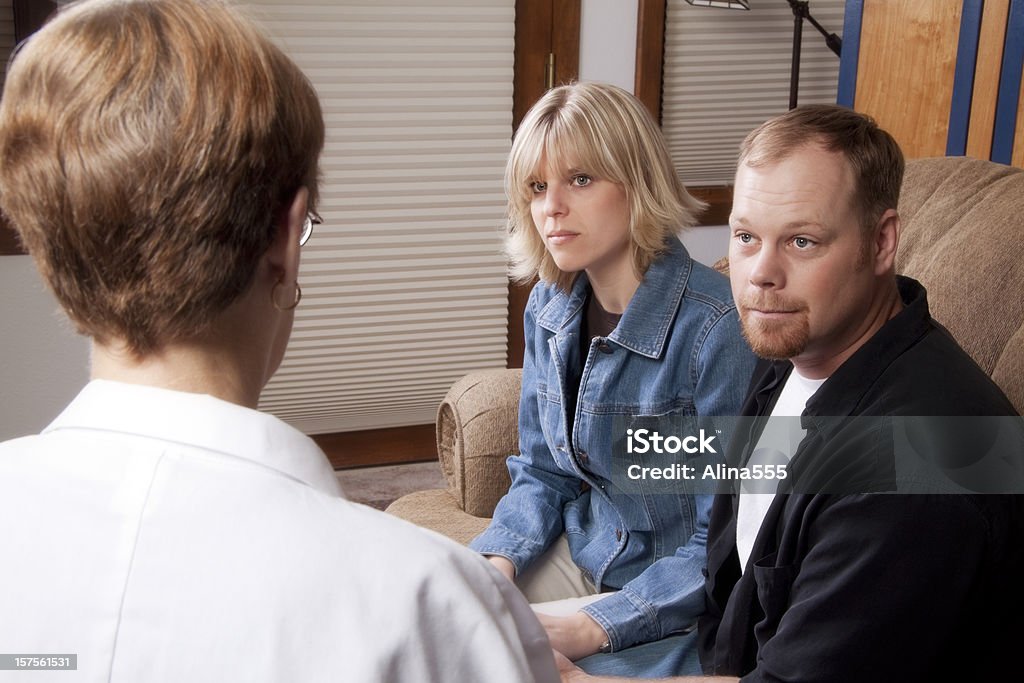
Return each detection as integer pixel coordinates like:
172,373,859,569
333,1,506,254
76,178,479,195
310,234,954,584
575,630,702,678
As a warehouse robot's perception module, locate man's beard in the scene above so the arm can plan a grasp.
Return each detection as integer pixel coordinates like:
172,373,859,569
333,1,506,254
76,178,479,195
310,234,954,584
738,305,810,360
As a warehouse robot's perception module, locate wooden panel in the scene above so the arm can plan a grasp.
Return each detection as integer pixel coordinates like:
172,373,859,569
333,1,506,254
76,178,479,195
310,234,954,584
966,0,1011,159
507,0,580,368
0,217,23,255
512,0,580,127
506,280,533,368
635,0,666,122
12,0,56,42
315,423,437,469
855,0,963,159
513,0,553,129
508,0,552,367
690,186,733,227
551,0,580,88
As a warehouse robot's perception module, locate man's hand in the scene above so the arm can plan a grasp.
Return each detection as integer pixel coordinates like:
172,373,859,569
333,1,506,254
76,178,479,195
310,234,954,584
536,610,609,662
486,555,516,582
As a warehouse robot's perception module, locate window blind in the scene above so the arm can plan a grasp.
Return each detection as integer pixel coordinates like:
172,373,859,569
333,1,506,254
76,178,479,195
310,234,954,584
247,1,514,434
661,0,845,187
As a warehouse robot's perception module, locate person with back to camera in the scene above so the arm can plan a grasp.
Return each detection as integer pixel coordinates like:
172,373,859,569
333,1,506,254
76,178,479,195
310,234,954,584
469,81,757,677
0,1,557,680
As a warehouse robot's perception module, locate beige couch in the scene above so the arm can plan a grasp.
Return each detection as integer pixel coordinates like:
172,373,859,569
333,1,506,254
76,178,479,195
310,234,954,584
386,156,1024,542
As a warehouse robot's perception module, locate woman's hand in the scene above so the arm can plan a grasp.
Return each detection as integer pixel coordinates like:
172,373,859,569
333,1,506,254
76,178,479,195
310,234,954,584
486,555,516,582
536,610,609,662
554,650,590,682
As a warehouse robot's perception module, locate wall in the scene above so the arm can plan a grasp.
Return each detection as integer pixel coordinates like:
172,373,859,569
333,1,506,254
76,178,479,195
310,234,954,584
579,0,638,91
680,225,731,267
0,256,90,440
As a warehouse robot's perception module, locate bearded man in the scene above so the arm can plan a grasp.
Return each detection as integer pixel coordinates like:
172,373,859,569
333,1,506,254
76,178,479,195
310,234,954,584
557,105,1024,683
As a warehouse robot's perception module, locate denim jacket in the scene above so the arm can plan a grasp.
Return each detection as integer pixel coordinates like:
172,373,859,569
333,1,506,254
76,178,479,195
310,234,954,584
470,238,756,651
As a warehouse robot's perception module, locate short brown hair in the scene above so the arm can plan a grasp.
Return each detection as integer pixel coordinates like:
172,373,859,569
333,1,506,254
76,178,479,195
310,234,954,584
738,104,904,229
0,0,324,355
505,82,705,291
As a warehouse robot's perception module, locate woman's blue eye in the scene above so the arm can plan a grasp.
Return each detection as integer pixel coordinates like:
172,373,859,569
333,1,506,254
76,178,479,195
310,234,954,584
572,175,592,187
530,181,547,193
794,237,812,249
737,233,752,244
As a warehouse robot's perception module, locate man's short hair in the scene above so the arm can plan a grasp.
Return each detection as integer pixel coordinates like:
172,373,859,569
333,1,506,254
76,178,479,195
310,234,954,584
505,81,705,290
0,0,325,355
738,104,905,230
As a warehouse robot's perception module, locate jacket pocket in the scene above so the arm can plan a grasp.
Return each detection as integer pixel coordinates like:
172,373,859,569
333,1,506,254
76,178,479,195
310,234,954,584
751,553,796,641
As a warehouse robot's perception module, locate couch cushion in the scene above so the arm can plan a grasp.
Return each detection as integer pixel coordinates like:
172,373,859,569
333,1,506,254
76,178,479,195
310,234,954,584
897,157,1024,413
385,489,491,546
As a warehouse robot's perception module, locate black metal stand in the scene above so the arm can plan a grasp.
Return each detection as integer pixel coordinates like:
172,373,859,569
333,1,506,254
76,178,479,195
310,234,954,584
787,0,843,109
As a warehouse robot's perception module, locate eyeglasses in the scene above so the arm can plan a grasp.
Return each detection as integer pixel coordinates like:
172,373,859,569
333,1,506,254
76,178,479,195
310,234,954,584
300,210,322,246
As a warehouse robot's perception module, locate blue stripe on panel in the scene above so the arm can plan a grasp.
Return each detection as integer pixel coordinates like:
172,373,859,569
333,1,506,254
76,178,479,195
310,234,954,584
992,0,1024,163
946,0,983,156
837,0,864,108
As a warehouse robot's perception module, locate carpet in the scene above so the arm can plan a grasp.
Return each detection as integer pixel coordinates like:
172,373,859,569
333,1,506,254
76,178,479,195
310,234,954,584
335,461,447,510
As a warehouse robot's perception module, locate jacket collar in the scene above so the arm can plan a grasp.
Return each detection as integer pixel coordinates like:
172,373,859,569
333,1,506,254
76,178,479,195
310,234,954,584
805,276,931,419
535,237,693,359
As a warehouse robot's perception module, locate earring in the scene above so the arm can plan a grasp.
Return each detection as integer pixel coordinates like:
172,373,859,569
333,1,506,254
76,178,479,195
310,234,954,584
272,279,302,311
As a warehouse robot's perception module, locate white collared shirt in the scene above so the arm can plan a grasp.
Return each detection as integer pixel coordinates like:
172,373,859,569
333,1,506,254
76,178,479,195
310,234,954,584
0,380,556,682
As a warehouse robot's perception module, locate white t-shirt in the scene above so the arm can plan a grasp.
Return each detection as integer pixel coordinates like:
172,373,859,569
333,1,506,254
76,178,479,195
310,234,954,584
0,380,557,683
736,369,826,572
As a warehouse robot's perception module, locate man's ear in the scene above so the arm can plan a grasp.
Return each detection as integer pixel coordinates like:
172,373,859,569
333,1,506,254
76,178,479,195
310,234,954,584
871,208,900,276
266,187,309,284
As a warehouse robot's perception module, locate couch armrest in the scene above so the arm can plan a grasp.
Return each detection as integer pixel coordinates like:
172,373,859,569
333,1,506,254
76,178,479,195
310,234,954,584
437,368,521,517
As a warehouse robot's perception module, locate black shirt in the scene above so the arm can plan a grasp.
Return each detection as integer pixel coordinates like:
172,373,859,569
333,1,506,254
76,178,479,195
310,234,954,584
566,290,621,434
698,276,1024,681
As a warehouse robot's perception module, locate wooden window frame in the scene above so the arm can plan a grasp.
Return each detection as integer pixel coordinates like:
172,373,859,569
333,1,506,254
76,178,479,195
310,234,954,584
505,0,582,370
636,0,733,227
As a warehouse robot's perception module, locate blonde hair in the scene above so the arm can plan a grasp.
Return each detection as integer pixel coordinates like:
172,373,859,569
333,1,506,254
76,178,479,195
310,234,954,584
0,0,324,355
739,104,904,230
505,82,705,291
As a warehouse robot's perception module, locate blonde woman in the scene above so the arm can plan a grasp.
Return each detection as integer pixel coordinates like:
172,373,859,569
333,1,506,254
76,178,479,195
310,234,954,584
470,82,756,676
